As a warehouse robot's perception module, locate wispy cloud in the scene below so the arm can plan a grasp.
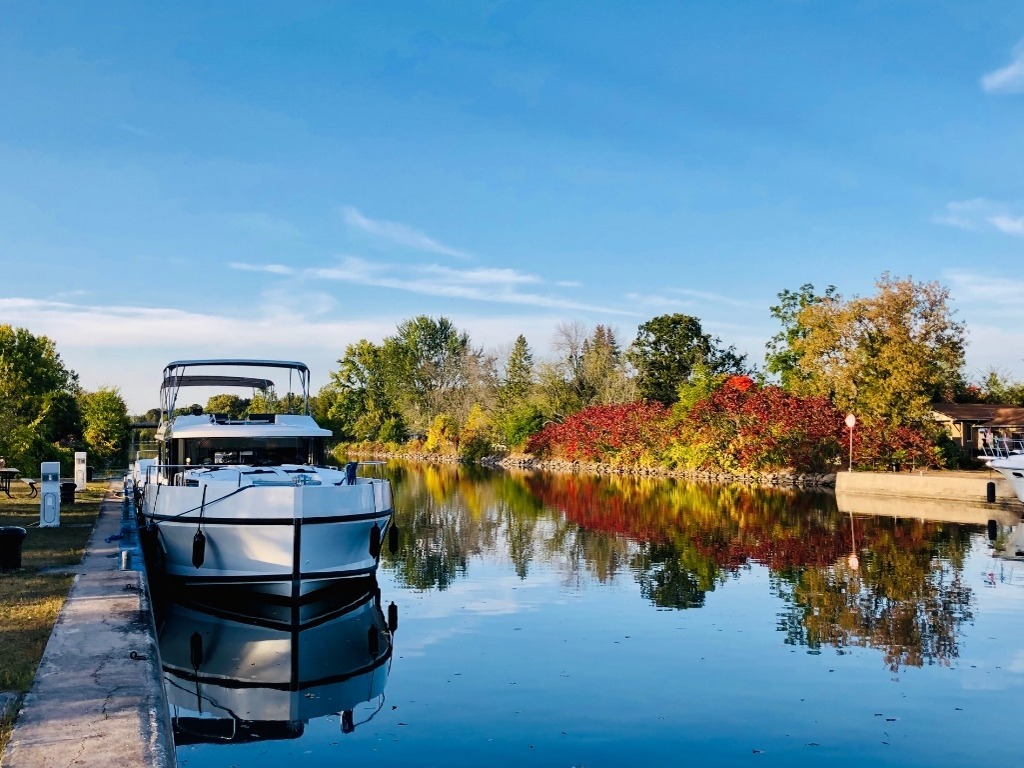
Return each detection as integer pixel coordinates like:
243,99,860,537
625,288,759,311
945,270,1024,307
309,256,634,315
342,206,471,259
671,287,756,309
229,261,296,275
0,297,399,411
982,39,1024,94
933,199,1024,237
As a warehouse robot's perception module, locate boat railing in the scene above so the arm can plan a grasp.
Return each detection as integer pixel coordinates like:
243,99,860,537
980,437,1024,460
141,463,372,489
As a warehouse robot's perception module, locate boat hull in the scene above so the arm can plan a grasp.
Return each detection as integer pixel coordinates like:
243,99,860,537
141,479,393,597
989,456,1024,506
158,586,393,742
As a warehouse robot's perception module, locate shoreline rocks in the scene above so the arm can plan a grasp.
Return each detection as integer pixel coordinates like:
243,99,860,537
345,448,837,488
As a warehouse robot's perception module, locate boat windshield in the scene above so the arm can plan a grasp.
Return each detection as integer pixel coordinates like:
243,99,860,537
183,437,322,466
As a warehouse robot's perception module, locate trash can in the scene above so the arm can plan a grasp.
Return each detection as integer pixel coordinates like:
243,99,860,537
0,527,27,572
60,481,76,505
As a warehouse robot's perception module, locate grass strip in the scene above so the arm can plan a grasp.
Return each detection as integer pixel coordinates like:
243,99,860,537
0,480,105,752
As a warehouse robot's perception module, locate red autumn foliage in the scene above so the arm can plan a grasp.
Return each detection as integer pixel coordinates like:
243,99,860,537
524,401,672,463
679,383,845,472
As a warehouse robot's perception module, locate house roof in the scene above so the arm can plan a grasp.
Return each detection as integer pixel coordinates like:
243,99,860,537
931,403,998,422
981,406,1024,428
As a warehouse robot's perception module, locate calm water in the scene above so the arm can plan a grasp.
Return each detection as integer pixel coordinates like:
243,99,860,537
158,462,1024,768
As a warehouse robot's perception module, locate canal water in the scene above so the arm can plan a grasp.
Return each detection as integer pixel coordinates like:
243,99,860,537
158,462,1024,767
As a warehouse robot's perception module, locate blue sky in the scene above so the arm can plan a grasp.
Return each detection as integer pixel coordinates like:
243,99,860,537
3,1,1024,412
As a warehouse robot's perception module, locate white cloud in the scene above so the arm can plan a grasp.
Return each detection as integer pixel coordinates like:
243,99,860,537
982,40,1024,94
309,256,634,315
671,287,759,309
0,298,396,411
229,261,296,275
341,206,471,259
934,199,1024,237
990,215,1024,237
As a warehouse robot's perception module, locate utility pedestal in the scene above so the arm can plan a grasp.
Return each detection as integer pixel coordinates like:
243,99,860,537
40,461,60,528
74,451,87,490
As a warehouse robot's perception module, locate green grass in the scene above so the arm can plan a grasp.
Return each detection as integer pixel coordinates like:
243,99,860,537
0,480,104,753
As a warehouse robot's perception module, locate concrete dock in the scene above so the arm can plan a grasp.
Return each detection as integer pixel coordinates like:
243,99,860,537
1,484,174,768
835,469,1024,525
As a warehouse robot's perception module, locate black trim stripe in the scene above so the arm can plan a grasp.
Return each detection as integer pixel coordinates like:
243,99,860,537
167,564,379,585
163,648,392,692
142,509,392,526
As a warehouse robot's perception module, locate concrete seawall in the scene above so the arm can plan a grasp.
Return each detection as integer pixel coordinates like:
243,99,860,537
836,470,1024,525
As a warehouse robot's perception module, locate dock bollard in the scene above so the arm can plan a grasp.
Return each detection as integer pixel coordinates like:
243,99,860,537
119,550,132,570
987,481,996,504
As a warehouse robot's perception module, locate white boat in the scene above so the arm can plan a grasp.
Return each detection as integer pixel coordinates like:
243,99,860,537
987,449,1024,505
138,359,394,598
158,584,395,744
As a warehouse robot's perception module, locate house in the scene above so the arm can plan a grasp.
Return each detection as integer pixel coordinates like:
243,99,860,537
931,403,996,450
931,402,1024,452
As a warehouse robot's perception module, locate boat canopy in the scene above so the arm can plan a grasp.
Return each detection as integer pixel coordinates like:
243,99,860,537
160,360,314,418
161,375,275,391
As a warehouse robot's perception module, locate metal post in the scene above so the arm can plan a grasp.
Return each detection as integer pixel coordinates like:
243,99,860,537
845,414,856,473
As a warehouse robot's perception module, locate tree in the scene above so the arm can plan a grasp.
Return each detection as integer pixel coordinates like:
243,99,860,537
581,325,636,405
978,368,1024,406
326,339,404,442
79,387,130,467
0,324,82,469
205,394,250,419
388,316,471,434
499,335,534,409
628,314,746,405
786,274,965,427
765,283,838,390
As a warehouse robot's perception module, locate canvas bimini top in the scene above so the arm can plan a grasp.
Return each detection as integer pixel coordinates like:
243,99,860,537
160,359,313,417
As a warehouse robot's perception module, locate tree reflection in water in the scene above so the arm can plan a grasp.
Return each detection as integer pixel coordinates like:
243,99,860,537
381,461,975,671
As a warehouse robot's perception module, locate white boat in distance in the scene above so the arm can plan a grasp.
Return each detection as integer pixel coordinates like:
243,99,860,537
137,359,394,598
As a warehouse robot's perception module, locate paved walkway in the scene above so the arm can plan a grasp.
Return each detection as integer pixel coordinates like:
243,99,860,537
2,484,174,768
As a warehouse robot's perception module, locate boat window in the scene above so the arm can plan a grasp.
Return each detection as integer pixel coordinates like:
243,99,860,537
186,437,315,466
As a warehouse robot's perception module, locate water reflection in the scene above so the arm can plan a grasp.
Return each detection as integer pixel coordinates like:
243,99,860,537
156,582,395,745
382,461,977,670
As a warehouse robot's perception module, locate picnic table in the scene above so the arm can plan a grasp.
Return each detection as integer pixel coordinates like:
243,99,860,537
0,468,20,498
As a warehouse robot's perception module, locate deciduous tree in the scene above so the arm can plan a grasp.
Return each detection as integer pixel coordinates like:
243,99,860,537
79,387,130,466
785,274,965,427
628,314,746,405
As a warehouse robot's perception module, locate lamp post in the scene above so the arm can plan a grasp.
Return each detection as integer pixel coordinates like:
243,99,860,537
845,413,856,472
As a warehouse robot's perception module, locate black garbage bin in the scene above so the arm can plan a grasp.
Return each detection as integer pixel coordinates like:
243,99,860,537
60,481,76,505
0,527,27,572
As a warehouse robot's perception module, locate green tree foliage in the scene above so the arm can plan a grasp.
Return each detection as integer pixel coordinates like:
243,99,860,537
784,274,966,427
581,325,636,405
327,317,478,443
499,335,534,409
764,283,838,389
205,394,249,418
628,313,746,405
326,339,405,441
390,315,471,432
0,324,82,469
979,368,1024,406
78,387,130,467
495,335,543,449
